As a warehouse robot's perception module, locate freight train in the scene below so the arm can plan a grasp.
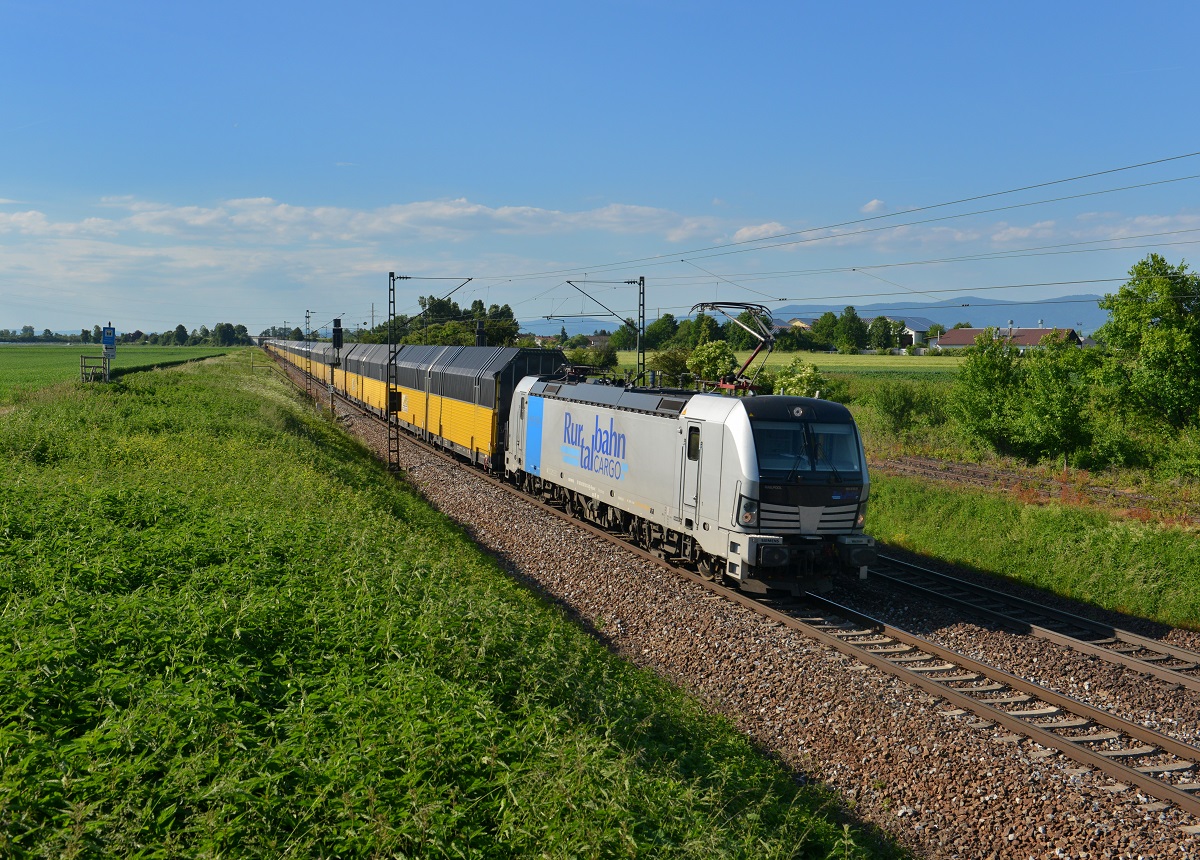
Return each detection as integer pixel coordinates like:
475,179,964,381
264,339,876,593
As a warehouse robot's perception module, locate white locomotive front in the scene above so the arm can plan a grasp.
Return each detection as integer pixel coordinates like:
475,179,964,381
505,376,875,594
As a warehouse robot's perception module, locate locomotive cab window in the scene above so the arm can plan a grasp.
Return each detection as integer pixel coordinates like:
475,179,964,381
809,423,861,475
751,420,862,481
686,426,700,461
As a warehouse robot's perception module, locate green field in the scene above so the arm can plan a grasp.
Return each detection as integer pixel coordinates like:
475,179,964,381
616,349,963,379
0,356,890,857
0,344,232,404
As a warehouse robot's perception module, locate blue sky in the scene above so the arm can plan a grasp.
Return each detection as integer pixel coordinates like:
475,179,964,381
3,0,1199,336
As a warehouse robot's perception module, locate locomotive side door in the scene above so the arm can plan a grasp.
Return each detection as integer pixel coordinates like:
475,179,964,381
511,394,526,468
681,421,702,526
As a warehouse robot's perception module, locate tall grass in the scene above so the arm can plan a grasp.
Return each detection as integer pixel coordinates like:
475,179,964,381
866,475,1200,628
0,356,892,857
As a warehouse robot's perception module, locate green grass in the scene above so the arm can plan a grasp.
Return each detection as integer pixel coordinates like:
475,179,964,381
615,349,963,379
0,355,894,858
0,345,232,404
866,474,1200,629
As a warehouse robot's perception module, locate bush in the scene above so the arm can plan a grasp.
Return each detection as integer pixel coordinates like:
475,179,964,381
872,380,921,435
648,347,692,387
772,357,837,399
752,370,776,395
687,341,738,381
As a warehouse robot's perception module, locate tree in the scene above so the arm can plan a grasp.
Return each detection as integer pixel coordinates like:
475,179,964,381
835,307,868,350
174,324,189,345
687,340,738,381
1012,331,1093,464
81,328,91,343
418,295,461,324
809,312,838,348
927,323,947,339
952,321,973,329
691,312,720,345
648,347,692,386
483,317,520,346
289,327,304,341
721,310,773,351
589,343,618,369
773,326,810,352
92,325,103,343
1096,253,1200,427
867,316,893,350
609,320,640,350
643,313,678,350
951,329,1022,451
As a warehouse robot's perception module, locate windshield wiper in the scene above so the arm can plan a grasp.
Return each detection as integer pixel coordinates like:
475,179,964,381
816,448,842,483
784,450,808,483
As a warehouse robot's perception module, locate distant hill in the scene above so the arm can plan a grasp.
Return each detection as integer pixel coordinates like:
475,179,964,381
772,294,1109,336
524,294,1111,338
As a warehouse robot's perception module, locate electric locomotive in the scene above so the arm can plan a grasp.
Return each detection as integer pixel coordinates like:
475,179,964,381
505,376,875,594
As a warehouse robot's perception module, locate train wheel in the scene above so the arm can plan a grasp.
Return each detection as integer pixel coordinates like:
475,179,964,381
697,556,718,582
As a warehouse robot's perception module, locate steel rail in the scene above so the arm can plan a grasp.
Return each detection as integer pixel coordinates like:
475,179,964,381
872,554,1200,692
789,594,1200,817
267,349,1200,819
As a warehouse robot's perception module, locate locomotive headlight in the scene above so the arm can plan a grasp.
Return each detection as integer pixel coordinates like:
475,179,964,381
856,500,868,528
739,497,759,527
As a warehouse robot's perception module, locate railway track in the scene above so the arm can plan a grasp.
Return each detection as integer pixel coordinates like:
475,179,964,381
784,594,1200,819
872,553,1200,693
277,356,1200,826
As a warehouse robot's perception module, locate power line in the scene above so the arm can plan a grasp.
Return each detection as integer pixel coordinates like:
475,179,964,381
469,150,1200,280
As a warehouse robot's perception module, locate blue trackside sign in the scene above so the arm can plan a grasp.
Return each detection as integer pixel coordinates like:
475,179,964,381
561,411,629,480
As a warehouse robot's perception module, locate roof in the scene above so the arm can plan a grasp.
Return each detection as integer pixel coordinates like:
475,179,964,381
865,315,938,332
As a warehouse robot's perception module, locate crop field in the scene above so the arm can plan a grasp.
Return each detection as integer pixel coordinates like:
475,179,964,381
0,355,887,857
617,349,963,379
0,344,232,404
748,351,963,376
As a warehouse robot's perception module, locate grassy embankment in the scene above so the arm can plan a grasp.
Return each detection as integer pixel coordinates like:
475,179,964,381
867,475,1200,629
0,354,893,857
0,344,232,405
617,349,1199,629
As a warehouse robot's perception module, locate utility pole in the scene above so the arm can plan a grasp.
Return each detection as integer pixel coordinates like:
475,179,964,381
386,274,409,473
304,310,313,401
637,276,645,383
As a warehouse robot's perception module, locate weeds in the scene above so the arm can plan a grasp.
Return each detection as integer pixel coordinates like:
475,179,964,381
0,354,895,858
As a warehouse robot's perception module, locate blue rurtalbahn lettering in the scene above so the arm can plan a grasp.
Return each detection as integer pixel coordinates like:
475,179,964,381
562,411,629,480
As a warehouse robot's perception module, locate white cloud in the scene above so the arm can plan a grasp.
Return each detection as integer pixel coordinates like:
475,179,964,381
990,220,1057,242
76,195,720,245
732,222,787,242
860,199,886,213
